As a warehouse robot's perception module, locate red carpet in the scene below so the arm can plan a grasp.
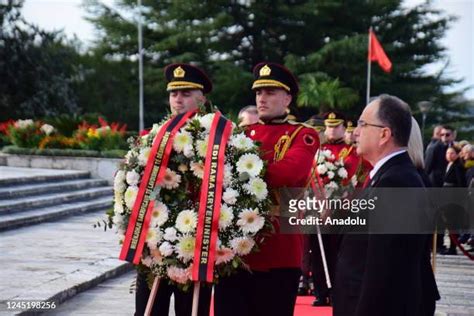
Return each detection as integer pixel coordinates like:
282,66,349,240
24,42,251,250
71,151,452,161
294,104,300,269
294,296,333,316
210,295,333,316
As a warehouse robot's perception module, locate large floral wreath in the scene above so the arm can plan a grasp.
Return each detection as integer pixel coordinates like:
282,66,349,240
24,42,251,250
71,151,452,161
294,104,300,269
112,111,272,288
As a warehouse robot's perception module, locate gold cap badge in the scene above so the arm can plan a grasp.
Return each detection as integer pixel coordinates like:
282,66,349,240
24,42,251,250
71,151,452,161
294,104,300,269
173,66,185,78
328,112,336,119
259,64,271,76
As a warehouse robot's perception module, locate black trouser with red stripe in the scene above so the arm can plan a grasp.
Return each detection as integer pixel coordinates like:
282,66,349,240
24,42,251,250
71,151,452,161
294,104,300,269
214,268,301,316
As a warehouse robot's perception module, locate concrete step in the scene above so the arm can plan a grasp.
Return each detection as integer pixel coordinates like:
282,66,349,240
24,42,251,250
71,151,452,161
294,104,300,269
0,178,108,199
0,187,113,214
0,196,113,232
0,210,132,315
45,271,138,316
0,167,90,186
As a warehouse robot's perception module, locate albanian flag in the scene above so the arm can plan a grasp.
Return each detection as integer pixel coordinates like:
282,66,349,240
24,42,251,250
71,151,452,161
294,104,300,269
369,29,392,73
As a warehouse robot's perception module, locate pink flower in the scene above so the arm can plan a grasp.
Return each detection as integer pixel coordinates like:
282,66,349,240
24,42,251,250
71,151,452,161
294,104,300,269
167,266,190,284
215,247,235,265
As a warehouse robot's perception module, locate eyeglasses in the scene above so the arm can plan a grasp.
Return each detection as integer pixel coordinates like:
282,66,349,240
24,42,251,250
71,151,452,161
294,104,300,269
357,120,386,129
441,133,451,137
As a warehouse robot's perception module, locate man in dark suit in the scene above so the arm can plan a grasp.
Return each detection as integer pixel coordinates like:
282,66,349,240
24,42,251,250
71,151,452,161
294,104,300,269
425,126,456,188
333,95,438,316
425,125,456,252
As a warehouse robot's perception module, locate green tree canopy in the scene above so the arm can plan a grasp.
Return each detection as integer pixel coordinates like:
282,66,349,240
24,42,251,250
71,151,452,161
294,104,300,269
84,0,471,132
0,0,81,119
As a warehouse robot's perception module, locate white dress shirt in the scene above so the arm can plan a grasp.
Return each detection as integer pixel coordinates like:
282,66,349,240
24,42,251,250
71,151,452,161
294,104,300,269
369,149,407,180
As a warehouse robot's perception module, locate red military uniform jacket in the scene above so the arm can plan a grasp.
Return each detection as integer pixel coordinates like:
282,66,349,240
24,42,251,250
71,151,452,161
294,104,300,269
322,139,370,186
244,115,320,271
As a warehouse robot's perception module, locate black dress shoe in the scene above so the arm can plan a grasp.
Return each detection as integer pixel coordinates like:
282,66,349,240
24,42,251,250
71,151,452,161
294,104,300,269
297,287,309,296
441,248,457,255
312,297,330,306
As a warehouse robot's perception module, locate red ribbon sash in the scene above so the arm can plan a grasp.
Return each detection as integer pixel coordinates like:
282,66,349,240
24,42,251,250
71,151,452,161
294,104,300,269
192,112,233,282
120,110,195,264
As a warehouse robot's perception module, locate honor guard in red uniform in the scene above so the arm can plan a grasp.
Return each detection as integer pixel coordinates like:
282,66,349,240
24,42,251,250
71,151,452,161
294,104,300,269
135,63,212,316
310,112,372,307
322,112,362,182
344,120,356,145
214,63,319,316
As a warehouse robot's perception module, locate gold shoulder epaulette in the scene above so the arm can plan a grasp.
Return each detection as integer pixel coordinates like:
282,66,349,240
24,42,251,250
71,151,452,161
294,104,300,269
287,120,316,130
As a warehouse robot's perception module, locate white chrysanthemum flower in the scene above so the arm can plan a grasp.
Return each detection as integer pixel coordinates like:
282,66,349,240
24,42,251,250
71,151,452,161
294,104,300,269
327,171,335,179
15,119,34,129
230,133,254,150
245,177,268,201
219,204,234,230
167,266,190,284
223,164,233,187
161,168,181,189
40,123,54,135
164,227,178,242
146,228,162,248
222,188,239,205
237,208,265,234
326,181,338,190
183,144,194,158
112,212,124,227
175,210,197,233
115,170,126,183
150,123,161,135
173,130,193,153
199,113,214,131
124,186,139,209
141,134,149,143
114,171,127,193
215,247,235,265
316,164,328,175
190,161,204,179
196,139,208,157
159,241,174,257
230,237,255,256
326,162,336,171
322,150,333,159
176,235,196,262
236,153,263,177
138,147,151,166
337,167,348,179
126,170,140,186
114,197,124,215
150,202,169,227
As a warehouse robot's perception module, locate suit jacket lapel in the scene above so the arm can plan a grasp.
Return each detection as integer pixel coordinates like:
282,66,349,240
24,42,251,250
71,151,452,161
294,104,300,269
369,152,409,188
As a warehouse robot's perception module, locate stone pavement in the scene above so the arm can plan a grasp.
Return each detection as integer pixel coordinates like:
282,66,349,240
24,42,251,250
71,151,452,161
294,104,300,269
0,211,131,315
0,166,127,316
0,166,472,315
42,256,473,316
46,271,137,316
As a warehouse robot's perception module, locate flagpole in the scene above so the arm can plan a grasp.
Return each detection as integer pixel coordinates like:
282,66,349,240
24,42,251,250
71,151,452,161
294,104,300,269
366,27,372,105
138,0,144,132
